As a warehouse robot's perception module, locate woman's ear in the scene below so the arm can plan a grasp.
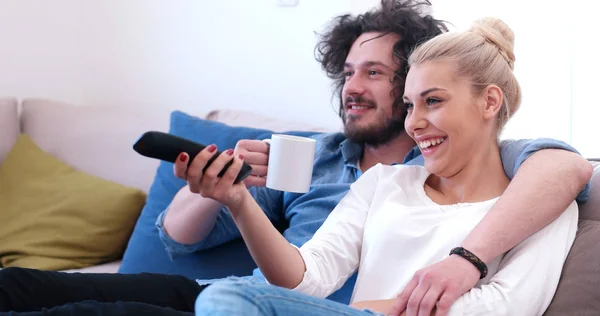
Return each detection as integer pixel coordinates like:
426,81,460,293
482,85,504,120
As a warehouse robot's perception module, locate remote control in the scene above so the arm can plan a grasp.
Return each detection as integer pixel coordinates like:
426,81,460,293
133,131,253,183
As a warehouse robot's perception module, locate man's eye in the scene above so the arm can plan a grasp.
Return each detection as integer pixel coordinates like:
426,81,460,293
369,70,381,76
404,103,413,110
344,71,353,77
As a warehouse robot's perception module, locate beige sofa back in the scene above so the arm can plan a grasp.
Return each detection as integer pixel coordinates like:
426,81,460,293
0,98,19,165
17,99,332,193
19,99,206,193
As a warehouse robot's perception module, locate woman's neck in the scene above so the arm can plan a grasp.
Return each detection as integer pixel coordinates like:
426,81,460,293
425,142,510,205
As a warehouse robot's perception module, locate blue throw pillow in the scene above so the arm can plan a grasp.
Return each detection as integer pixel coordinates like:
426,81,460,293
119,110,320,279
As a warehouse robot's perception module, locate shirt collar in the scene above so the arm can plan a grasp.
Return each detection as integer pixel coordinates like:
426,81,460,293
340,138,363,167
403,145,422,164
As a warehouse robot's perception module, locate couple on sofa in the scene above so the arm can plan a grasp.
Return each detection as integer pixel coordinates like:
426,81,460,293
0,1,592,315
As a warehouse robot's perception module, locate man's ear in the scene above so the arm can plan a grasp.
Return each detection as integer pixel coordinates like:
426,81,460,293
482,85,504,120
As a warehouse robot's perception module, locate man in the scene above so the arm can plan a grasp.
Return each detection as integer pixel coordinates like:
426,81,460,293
0,1,592,315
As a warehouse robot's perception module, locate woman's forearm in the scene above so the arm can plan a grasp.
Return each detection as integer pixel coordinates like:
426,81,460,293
230,190,306,289
462,149,591,263
163,186,224,245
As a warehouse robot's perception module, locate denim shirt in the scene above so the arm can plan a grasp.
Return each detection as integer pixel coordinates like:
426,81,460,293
156,132,590,302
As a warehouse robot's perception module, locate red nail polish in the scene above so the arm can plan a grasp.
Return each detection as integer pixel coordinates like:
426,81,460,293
179,153,186,162
226,149,234,155
207,145,217,153
238,154,244,160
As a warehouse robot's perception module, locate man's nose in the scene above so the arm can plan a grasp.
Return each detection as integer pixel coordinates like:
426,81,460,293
343,75,367,96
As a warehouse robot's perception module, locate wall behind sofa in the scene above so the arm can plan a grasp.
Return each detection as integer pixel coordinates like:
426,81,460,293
0,0,382,131
0,0,598,156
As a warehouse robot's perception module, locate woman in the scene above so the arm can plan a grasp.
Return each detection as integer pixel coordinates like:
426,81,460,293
195,17,578,315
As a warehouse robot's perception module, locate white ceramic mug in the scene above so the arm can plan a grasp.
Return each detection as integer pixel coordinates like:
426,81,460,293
263,134,316,193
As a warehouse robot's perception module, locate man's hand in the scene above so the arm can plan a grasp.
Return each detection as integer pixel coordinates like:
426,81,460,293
390,255,480,316
234,139,270,187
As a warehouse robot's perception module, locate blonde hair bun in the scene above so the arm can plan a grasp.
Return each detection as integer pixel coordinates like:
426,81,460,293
469,17,515,69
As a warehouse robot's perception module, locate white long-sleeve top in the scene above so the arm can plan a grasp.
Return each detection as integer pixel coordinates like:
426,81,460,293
293,164,578,316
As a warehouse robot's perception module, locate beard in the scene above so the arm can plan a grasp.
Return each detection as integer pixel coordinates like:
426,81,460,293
343,96,406,147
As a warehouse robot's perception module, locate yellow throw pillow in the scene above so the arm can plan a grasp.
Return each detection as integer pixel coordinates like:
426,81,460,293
0,134,147,270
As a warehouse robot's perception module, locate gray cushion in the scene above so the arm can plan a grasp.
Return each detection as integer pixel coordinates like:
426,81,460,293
544,161,600,315
544,220,600,315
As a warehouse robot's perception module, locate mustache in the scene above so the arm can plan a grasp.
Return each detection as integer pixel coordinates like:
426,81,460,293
345,96,376,108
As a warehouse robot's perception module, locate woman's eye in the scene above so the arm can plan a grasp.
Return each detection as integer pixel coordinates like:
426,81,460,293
426,98,441,106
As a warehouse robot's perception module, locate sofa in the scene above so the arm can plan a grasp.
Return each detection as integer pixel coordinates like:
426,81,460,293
0,97,598,314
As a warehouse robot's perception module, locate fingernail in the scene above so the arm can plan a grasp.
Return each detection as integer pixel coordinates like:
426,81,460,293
238,154,244,159
179,153,187,162
226,149,234,155
207,144,217,153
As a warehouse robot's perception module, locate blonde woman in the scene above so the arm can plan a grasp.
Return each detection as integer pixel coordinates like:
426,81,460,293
192,17,578,316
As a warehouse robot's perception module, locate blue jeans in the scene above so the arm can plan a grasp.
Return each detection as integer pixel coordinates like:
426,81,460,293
194,277,384,316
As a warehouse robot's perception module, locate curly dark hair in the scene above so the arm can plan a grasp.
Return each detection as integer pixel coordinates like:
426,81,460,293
315,0,448,119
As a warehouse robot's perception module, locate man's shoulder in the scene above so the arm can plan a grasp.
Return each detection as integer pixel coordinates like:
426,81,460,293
313,132,348,154
313,132,347,145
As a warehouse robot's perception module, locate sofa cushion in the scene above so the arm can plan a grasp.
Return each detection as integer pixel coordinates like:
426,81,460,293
544,220,600,315
20,98,194,193
206,108,334,133
0,97,19,164
119,110,321,279
543,160,600,315
0,135,147,270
